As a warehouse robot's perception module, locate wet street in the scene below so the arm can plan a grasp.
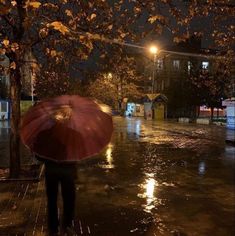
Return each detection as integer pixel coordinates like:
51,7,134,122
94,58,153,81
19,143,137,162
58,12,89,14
0,117,235,235
76,117,235,235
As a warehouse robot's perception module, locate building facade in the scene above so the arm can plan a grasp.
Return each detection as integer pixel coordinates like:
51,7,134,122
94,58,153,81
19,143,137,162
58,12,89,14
142,39,234,119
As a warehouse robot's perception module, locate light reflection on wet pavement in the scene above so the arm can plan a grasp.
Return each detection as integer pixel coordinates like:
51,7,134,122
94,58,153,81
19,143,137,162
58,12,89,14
76,117,235,235
0,117,234,235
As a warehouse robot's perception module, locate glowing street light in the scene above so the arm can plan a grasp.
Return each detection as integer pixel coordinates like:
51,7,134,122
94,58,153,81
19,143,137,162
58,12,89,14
149,45,158,94
149,45,158,55
107,72,112,79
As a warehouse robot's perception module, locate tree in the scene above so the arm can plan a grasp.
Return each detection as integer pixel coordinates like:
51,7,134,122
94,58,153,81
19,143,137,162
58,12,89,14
0,0,148,177
0,0,234,177
86,51,144,109
190,58,232,119
35,61,83,99
164,77,200,118
87,72,143,109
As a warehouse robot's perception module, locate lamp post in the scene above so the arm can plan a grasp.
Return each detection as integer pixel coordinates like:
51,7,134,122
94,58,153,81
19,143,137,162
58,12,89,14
30,68,34,104
146,45,158,120
149,46,158,94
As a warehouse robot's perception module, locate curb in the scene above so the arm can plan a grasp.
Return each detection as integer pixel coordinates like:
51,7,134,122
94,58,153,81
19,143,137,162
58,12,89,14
0,164,44,182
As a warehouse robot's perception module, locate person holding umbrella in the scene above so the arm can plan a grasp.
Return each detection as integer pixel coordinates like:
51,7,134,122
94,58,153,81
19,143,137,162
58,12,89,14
34,125,78,235
20,95,113,235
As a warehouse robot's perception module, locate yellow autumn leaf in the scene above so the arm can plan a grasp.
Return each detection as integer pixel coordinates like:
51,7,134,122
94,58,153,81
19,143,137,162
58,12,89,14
11,1,17,6
26,1,41,9
10,62,16,70
65,9,73,17
79,35,86,40
2,39,9,47
50,21,69,35
50,50,57,57
134,7,141,13
90,13,97,20
43,3,58,10
148,15,164,24
120,33,126,38
92,34,101,40
108,25,113,30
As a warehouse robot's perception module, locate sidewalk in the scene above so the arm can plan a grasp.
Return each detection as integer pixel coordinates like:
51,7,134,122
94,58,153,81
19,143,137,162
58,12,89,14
225,128,235,146
0,169,92,236
0,122,91,235
0,175,48,235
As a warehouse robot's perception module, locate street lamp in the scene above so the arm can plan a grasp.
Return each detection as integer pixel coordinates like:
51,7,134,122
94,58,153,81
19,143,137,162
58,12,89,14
149,45,158,94
107,72,112,79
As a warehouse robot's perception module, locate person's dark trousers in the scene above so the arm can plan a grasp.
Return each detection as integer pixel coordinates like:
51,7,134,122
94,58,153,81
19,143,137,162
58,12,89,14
44,161,77,234
61,167,76,229
45,166,59,234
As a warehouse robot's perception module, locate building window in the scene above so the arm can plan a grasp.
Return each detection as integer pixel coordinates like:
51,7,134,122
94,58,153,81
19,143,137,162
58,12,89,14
202,61,209,69
0,102,7,112
187,61,192,74
156,59,163,70
173,60,180,70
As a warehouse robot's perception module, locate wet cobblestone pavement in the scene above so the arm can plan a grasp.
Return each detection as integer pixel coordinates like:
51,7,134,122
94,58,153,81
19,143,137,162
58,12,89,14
0,117,234,235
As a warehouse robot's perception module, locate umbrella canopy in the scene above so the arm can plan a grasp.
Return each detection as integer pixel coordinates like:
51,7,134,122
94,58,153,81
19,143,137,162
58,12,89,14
20,95,113,162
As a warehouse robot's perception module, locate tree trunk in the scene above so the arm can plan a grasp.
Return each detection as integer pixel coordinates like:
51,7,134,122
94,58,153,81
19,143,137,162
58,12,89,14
197,106,200,117
9,62,22,178
210,107,214,120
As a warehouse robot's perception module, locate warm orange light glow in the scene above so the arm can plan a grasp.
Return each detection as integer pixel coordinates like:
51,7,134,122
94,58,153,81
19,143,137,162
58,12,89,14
149,45,158,54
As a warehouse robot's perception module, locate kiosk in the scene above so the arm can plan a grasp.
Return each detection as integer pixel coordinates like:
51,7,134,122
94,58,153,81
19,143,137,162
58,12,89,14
0,99,10,120
143,94,167,120
222,98,235,130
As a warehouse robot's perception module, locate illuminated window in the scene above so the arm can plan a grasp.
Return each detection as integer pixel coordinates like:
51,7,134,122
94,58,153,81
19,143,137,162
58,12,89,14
187,61,192,74
156,59,163,70
173,60,180,70
202,61,209,69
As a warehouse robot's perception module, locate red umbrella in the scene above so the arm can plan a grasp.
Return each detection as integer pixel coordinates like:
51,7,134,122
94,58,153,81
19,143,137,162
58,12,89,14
20,95,113,162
